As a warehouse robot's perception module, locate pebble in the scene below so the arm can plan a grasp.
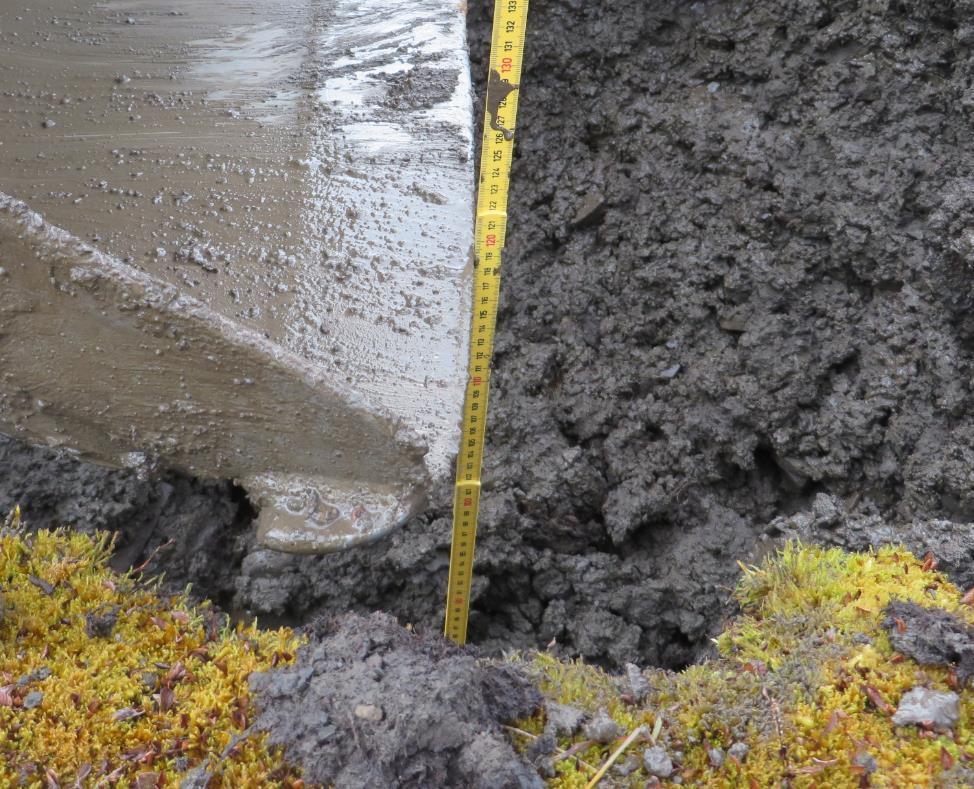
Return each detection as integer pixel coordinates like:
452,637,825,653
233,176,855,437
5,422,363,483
643,745,674,778
571,189,606,227
583,708,624,743
84,608,118,638
41,119,55,128
22,691,43,709
16,666,51,687
852,751,878,774
892,687,960,730
707,746,725,768
728,742,749,762
353,703,383,722
625,662,651,702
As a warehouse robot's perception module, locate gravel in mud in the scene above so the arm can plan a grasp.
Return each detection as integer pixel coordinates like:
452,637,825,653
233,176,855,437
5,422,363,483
6,0,974,670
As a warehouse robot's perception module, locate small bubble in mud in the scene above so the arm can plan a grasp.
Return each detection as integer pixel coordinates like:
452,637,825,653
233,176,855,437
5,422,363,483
41,119,55,128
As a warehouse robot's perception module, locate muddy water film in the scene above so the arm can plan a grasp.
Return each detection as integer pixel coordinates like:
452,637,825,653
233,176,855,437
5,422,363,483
0,0,474,552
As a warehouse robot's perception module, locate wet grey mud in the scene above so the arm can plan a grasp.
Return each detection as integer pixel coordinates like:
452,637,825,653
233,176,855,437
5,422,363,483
4,0,974,692
0,0,473,553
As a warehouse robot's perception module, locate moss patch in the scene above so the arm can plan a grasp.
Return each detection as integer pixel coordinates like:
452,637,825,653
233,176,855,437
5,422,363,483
0,518,304,787
522,542,974,787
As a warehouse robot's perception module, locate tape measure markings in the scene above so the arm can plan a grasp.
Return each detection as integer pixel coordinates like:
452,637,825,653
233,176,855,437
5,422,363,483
444,0,530,645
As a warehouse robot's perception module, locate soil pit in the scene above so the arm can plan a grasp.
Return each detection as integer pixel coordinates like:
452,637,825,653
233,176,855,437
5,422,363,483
4,0,974,675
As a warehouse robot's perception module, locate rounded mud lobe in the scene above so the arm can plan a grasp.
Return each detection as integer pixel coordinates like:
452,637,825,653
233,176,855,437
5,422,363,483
6,0,974,675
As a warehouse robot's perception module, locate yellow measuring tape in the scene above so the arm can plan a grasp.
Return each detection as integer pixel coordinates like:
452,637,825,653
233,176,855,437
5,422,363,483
444,0,530,645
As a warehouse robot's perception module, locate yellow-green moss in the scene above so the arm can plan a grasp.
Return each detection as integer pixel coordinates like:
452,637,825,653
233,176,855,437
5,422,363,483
522,542,974,788
0,518,305,787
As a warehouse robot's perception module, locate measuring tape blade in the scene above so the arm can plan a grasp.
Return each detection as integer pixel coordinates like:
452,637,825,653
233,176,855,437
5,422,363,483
444,0,530,645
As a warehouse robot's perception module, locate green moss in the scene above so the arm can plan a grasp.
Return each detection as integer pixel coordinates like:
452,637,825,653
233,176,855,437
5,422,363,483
522,542,974,788
0,515,305,787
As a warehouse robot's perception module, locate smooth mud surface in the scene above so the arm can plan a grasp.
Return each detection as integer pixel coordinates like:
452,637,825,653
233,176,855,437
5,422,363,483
0,0,473,551
5,0,974,671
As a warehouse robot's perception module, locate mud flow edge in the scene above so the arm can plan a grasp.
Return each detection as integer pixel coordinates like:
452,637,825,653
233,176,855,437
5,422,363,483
444,0,530,645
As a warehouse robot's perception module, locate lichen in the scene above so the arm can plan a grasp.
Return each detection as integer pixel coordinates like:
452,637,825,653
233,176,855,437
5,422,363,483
521,542,974,787
0,519,305,787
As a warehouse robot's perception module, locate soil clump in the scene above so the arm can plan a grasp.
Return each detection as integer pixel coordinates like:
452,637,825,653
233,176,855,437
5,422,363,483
249,612,543,788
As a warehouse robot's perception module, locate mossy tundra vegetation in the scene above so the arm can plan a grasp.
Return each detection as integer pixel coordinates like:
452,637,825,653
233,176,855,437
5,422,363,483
0,511,303,787
521,543,974,787
3,507,974,787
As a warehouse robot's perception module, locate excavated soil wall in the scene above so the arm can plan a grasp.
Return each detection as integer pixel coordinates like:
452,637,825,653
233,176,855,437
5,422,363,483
5,0,974,669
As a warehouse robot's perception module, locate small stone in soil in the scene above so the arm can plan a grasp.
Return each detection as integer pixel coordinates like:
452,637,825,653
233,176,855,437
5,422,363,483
583,708,624,743
625,662,651,701
22,691,43,709
892,687,960,730
883,600,974,682
353,703,383,722
17,666,51,687
84,608,118,638
728,742,749,762
571,189,606,227
853,751,878,774
643,745,674,778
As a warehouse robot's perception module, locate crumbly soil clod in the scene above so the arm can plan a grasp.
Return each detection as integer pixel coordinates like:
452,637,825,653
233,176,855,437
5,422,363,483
883,599,974,682
249,612,543,789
